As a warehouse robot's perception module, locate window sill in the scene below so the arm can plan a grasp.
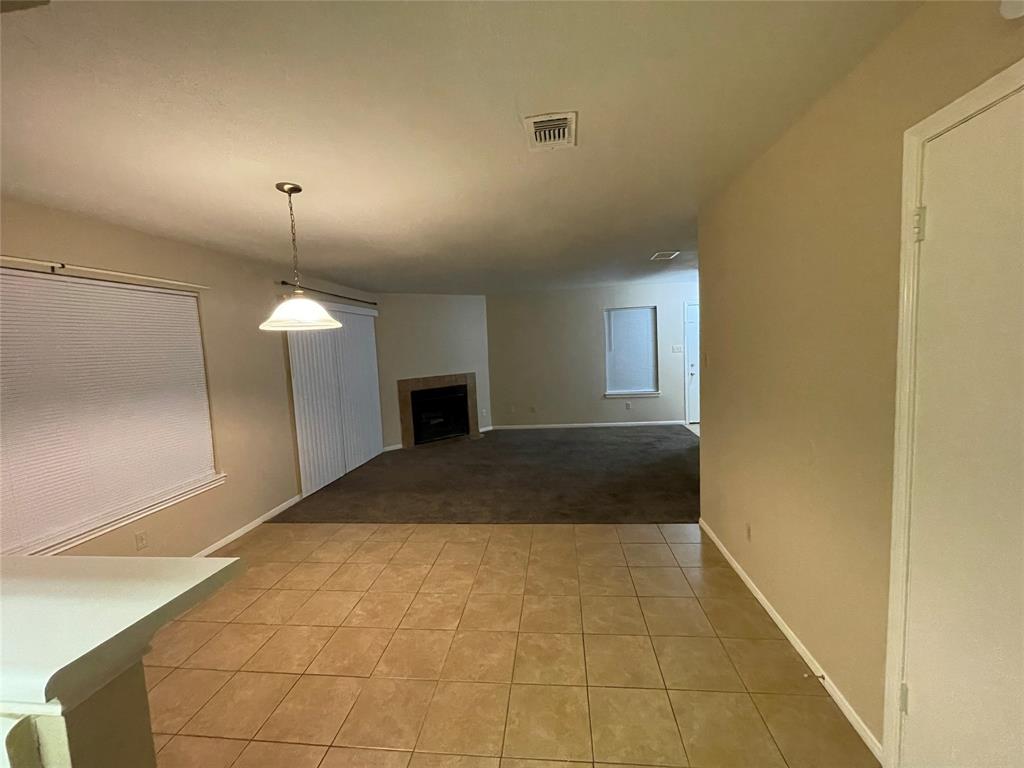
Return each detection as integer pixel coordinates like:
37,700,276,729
26,473,228,555
604,391,661,399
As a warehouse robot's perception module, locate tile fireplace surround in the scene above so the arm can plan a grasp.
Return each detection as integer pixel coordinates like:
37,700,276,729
397,373,480,449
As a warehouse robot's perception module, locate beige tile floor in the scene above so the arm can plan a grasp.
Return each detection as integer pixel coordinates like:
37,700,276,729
146,522,878,768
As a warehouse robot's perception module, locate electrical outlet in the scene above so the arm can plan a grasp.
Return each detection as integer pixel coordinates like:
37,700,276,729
135,531,149,551
625,401,632,410
745,523,752,542
481,408,488,416
671,344,683,353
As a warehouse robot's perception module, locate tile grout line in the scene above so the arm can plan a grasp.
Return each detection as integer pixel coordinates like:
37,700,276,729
332,529,431,757
415,546,463,685
662,691,691,768
161,657,802,697
174,667,300,744
239,668,304,752
409,528,495,756
152,659,235,739
182,622,279,674
687,519,793,768
578,534,598,765
304,526,381,758
722,645,794,768
497,553,524,759
270,529,410,755
624,531,691,768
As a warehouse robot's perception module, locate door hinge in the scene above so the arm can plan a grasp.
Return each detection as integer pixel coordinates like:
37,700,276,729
899,682,909,714
912,206,927,243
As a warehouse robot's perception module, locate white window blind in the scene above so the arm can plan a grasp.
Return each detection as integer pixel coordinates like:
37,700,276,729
605,306,659,395
0,268,221,554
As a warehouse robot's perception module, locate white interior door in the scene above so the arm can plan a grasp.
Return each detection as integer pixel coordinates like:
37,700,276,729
288,304,382,496
684,302,700,423
335,310,384,472
892,82,1022,767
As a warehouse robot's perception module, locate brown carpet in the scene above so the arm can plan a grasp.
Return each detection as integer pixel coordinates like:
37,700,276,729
272,425,699,524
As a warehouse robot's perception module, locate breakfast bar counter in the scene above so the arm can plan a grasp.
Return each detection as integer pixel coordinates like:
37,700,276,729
0,555,240,768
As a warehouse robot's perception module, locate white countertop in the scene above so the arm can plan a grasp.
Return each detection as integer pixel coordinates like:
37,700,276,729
0,555,239,714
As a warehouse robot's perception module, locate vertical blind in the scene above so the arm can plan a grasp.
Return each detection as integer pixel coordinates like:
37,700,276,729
605,306,659,394
335,311,384,473
287,318,348,496
0,268,219,554
287,306,383,497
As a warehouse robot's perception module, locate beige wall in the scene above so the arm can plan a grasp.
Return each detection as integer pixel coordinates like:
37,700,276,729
1,197,375,556
698,1,1023,741
375,293,492,447
487,277,698,426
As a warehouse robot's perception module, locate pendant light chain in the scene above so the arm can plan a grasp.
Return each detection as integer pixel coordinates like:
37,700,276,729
287,191,301,288
260,181,341,331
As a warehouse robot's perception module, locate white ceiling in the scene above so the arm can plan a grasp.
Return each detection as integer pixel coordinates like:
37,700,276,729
1,1,914,293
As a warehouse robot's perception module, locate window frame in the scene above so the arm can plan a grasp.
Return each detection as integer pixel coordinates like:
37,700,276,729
0,267,225,555
603,304,661,397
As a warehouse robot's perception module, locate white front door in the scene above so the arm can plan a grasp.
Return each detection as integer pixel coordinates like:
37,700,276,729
892,79,1022,766
684,302,700,423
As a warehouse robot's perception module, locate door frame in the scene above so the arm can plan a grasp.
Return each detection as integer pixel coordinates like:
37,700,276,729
883,58,1023,768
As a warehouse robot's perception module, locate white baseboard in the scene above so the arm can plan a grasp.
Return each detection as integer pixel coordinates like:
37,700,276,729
698,519,884,762
480,425,493,433
491,420,687,430
193,494,302,557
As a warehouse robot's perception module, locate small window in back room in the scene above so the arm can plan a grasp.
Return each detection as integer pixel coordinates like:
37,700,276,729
604,306,659,395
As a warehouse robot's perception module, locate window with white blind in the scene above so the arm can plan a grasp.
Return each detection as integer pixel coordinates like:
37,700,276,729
604,306,659,395
0,268,223,555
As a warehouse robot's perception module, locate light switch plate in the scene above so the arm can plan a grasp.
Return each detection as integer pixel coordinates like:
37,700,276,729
671,344,683,353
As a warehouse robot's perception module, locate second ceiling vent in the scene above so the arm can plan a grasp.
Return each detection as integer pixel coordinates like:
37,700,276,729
524,112,577,150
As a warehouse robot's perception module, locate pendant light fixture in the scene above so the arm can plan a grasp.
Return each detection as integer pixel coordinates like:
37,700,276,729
259,182,342,331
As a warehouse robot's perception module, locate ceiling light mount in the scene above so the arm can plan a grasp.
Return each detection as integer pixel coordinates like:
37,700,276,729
275,181,303,195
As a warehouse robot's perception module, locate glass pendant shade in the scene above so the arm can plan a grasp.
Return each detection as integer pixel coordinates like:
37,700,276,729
260,182,343,331
259,291,342,331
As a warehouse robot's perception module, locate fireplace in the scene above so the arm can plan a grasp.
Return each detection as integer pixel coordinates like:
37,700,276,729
397,372,481,448
411,384,469,445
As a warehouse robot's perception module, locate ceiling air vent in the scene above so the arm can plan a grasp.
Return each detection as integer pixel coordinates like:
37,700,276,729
524,112,577,150
650,251,680,261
